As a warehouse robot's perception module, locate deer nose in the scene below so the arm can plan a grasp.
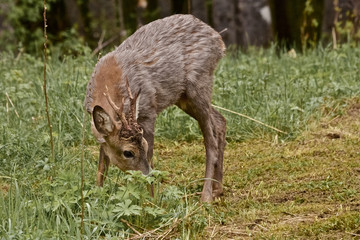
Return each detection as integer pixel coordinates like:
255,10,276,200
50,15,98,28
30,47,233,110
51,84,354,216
140,162,151,175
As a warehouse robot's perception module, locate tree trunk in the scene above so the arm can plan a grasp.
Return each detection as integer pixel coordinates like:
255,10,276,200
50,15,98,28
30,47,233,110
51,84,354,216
354,0,360,40
0,2,13,41
88,0,118,43
137,0,148,28
269,0,304,49
213,0,272,48
237,0,273,48
322,0,360,44
322,0,336,39
191,0,208,23
64,0,85,36
212,0,237,46
117,0,127,39
157,0,172,17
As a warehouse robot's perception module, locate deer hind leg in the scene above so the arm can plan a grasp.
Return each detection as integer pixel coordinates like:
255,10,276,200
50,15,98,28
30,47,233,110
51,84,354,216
177,95,220,202
96,145,110,187
210,107,226,198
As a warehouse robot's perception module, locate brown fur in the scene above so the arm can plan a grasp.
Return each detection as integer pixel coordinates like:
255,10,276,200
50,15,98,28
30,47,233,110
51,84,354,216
85,14,226,202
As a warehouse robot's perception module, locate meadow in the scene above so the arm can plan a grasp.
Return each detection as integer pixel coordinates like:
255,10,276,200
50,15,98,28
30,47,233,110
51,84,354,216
1,44,360,239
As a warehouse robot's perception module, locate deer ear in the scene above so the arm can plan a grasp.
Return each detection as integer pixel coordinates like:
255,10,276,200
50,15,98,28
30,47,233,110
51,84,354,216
93,105,115,136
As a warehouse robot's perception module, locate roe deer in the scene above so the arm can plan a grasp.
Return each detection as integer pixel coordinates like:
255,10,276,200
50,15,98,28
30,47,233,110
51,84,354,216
84,14,226,202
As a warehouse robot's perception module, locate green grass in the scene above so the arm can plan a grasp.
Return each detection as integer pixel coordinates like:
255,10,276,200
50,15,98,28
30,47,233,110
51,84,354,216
1,45,360,238
157,45,360,141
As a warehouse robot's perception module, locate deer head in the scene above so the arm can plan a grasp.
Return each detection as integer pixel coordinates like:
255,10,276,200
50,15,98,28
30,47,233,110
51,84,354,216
92,78,150,175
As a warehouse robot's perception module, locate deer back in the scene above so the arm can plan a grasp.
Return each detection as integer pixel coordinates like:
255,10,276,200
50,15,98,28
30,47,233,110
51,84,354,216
85,14,225,140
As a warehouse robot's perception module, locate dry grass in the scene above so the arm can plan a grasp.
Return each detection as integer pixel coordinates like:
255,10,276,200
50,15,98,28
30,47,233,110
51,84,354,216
153,98,360,239
2,47,360,238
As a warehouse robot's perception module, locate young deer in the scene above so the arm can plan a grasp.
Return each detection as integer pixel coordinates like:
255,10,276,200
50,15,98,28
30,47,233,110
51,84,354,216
84,14,226,202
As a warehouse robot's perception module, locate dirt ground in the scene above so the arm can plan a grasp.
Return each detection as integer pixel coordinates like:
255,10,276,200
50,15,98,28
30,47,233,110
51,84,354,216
204,98,360,239
154,98,360,239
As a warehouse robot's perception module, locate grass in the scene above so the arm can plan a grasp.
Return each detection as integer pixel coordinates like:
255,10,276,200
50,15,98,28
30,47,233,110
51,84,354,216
1,44,360,238
153,98,360,239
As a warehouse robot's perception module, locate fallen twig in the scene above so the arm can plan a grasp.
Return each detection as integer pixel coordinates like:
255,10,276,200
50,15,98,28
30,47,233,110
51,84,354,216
80,110,86,235
346,231,360,237
121,219,142,236
91,35,121,56
5,92,19,118
212,104,288,134
43,0,54,162
219,28,228,35
209,225,218,239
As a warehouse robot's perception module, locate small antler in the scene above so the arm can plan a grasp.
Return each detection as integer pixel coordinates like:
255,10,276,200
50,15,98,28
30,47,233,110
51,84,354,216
125,76,133,99
102,78,141,135
125,77,142,132
126,76,142,132
103,85,130,130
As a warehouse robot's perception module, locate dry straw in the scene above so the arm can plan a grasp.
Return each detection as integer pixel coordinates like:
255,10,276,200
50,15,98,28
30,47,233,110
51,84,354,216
212,104,288,134
5,92,20,118
43,0,54,161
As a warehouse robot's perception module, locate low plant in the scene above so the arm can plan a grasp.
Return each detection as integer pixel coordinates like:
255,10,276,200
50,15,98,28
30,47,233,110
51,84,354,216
1,44,360,238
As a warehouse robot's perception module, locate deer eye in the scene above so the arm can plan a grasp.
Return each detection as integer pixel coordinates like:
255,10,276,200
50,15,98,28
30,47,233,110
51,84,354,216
123,150,134,158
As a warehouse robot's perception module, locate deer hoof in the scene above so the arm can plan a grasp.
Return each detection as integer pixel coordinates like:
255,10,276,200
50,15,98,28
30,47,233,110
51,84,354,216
212,189,224,198
200,192,213,202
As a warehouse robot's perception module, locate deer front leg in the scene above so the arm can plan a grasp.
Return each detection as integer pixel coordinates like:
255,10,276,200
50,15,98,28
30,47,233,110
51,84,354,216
138,114,156,168
96,145,110,186
138,115,156,197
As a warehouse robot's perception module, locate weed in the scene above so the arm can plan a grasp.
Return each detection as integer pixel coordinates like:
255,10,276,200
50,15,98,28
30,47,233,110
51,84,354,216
1,45,360,238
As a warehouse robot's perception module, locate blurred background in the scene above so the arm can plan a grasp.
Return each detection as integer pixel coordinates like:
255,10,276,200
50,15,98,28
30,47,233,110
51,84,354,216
0,0,360,55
